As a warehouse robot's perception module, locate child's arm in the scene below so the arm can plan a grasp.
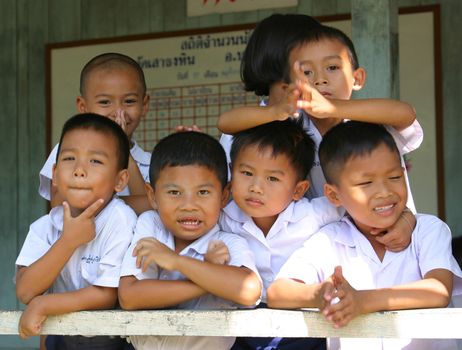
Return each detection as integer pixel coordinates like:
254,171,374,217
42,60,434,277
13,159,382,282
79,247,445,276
267,277,335,310
120,194,153,215
372,208,416,252
133,237,261,306
293,62,416,131
323,266,452,328
118,275,207,310
18,285,117,339
217,85,300,134
16,200,104,304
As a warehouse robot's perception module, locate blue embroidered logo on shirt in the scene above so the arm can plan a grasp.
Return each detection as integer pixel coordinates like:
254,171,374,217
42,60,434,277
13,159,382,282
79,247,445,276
81,255,101,264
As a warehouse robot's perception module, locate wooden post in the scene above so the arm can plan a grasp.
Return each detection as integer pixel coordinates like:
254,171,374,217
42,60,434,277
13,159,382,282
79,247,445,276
351,0,399,99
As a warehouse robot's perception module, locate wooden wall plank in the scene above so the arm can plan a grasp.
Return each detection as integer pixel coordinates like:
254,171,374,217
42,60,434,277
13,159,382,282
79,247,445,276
148,1,165,33
163,0,187,31
115,0,151,36
81,0,117,39
48,0,81,42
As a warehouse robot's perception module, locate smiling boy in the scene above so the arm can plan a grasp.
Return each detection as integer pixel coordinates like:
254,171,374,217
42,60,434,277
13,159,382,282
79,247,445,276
118,131,261,350
268,121,462,350
16,114,137,349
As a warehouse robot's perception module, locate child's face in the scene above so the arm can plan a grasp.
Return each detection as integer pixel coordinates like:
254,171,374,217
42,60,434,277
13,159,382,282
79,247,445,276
147,165,229,250
325,143,407,235
77,67,149,140
289,38,365,101
53,129,128,217
231,145,308,231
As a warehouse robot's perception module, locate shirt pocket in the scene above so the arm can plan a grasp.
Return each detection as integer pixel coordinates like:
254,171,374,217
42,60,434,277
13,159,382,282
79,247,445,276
80,256,101,285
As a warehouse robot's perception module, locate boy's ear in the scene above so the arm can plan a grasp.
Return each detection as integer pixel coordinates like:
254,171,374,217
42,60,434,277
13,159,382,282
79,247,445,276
352,67,366,91
141,94,150,117
51,164,57,186
292,179,310,201
220,183,231,208
76,96,87,113
324,183,342,207
145,182,157,210
114,169,129,193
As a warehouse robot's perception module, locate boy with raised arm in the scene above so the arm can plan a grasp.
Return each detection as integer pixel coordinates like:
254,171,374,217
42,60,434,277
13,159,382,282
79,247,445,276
16,114,137,349
118,131,261,350
40,53,152,213
268,121,462,350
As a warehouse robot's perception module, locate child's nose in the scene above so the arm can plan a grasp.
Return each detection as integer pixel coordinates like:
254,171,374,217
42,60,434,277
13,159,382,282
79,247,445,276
249,178,263,194
73,166,86,178
180,194,198,210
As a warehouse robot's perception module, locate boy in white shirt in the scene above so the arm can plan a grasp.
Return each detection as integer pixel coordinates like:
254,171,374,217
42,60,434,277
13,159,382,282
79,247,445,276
40,53,151,213
268,121,462,350
119,131,261,350
16,113,137,349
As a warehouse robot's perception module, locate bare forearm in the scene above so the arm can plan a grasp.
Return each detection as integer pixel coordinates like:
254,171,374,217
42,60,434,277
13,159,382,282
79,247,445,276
175,256,261,306
127,155,147,196
332,99,416,130
359,277,451,314
121,195,152,215
118,276,206,310
217,106,284,134
28,286,117,316
16,240,77,304
267,279,323,309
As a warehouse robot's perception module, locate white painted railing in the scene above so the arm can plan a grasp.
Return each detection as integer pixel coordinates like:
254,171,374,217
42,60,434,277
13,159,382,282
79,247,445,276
1,308,462,338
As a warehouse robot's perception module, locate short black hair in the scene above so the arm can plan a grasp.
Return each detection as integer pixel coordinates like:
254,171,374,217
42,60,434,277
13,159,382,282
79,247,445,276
79,52,147,96
230,118,315,181
319,121,400,186
241,14,321,96
149,131,228,189
56,113,130,170
289,24,359,80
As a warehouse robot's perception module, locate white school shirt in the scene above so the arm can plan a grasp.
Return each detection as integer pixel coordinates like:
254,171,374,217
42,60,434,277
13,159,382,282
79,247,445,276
38,140,151,200
16,197,136,292
219,197,343,302
121,210,260,350
277,214,462,350
219,111,423,212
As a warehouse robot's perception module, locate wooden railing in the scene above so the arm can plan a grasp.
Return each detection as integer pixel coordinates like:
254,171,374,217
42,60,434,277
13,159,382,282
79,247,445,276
1,308,462,338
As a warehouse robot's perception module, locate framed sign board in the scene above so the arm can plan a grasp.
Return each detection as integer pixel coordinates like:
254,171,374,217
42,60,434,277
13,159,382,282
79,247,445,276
47,6,442,217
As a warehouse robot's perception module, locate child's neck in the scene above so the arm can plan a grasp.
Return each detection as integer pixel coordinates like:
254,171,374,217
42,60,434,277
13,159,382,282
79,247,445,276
310,116,342,136
353,220,387,261
252,215,278,237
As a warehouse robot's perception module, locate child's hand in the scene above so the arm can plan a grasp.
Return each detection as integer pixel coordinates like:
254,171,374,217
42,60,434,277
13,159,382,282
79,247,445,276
292,61,337,119
18,296,47,339
204,240,230,265
133,237,178,271
269,83,300,120
372,208,415,252
113,109,127,134
323,266,362,328
174,125,202,133
61,199,104,249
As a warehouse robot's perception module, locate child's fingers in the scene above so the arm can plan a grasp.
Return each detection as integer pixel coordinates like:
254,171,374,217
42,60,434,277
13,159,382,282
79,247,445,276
62,201,71,219
81,199,104,218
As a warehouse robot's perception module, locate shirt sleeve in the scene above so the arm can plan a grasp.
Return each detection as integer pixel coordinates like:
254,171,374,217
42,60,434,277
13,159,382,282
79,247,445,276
120,211,162,280
416,215,462,280
276,232,335,285
15,216,53,269
91,205,137,287
308,196,345,228
38,143,60,201
219,133,233,180
385,118,423,155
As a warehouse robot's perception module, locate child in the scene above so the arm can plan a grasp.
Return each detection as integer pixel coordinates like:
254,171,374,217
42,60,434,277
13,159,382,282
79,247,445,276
40,52,151,213
16,113,137,349
218,22,421,226
220,118,345,350
118,131,261,350
219,13,321,168
268,121,462,350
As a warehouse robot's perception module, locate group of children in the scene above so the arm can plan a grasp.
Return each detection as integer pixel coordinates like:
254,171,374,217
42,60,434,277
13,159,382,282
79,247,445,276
14,13,462,350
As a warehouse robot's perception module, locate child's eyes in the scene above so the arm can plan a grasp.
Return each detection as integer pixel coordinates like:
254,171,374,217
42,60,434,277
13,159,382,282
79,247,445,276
267,176,280,182
356,181,372,186
90,159,103,165
240,170,252,177
302,69,313,77
327,65,340,71
167,190,181,196
389,175,402,181
124,99,137,105
61,156,75,161
198,189,210,196
97,99,111,106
